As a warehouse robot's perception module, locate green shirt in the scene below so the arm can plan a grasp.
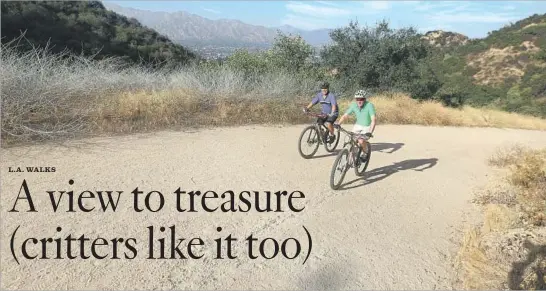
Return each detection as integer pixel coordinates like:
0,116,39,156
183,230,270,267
345,101,376,126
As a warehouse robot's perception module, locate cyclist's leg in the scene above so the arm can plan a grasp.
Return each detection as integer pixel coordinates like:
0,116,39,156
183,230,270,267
352,124,370,159
325,113,338,137
316,115,327,125
316,115,328,139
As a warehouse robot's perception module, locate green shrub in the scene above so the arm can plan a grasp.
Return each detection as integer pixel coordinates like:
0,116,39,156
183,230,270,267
320,19,438,97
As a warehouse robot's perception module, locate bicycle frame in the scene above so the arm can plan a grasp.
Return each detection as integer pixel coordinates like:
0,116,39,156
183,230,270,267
329,125,373,189
337,126,371,167
305,112,330,143
298,107,341,159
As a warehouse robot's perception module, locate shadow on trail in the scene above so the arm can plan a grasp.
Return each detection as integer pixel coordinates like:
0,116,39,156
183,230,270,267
310,149,342,159
338,158,439,190
508,240,546,290
310,142,404,160
297,262,351,290
371,142,404,154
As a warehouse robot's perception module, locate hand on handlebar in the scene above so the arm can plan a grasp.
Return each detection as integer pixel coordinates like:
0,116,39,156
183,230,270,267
364,132,373,138
303,107,309,113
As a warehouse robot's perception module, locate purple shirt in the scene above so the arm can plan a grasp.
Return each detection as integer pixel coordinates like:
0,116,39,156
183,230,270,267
312,92,338,114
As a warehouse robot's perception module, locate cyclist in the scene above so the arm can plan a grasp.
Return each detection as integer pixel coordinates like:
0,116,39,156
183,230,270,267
334,89,376,162
303,81,338,143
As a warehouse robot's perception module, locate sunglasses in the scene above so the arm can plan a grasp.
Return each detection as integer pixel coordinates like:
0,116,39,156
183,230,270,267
356,98,365,101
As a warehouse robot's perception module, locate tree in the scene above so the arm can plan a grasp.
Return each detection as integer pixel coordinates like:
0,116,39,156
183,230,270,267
320,19,439,98
269,31,314,73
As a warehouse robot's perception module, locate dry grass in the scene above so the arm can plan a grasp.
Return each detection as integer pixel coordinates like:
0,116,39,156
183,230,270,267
92,90,309,135
339,93,546,130
455,210,515,290
2,43,546,147
87,92,546,141
488,145,546,225
455,145,546,290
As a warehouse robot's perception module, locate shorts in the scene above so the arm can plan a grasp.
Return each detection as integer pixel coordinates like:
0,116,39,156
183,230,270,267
352,124,371,140
317,112,338,124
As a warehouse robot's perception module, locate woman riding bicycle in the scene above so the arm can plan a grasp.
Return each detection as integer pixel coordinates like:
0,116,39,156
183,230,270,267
334,89,377,162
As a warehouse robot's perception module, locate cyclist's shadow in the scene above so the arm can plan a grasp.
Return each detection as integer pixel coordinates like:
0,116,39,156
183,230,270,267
508,240,546,290
310,142,404,159
339,158,439,190
310,149,342,159
371,142,405,154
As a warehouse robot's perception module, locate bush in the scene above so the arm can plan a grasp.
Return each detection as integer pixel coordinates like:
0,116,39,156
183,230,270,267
320,20,438,97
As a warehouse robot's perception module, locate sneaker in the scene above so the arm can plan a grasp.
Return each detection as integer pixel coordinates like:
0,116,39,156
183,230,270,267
328,135,336,143
360,152,369,162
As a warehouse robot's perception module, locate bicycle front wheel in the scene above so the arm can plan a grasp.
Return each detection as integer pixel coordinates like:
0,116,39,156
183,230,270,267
330,148,349,190
354,142,371,176
324,125,341,152
298,125,320,159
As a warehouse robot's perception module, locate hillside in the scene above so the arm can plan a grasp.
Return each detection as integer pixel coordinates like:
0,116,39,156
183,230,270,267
102,2,333,48
1,1,544,121
430,13,546,117
421,30,469,48
0,1,198,67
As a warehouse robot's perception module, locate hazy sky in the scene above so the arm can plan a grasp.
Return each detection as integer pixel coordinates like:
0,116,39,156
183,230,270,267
106,1,546,38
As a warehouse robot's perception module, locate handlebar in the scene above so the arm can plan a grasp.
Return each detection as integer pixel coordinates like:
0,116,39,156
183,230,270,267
307,112,328,118
302,107,328,118
334,124,373,138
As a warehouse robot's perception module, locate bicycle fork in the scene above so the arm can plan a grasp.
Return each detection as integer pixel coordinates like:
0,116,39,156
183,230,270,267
306,126,319,144
349,146,362,168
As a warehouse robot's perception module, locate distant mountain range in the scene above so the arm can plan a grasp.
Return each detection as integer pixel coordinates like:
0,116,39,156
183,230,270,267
102,2,333,48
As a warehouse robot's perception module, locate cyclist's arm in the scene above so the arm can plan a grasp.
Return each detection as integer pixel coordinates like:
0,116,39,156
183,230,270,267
337,106,353,124
306,95,319,110
330,94,338,115
368,104,377,134
337,113,348,124
337,108,352,124
369,114,376,134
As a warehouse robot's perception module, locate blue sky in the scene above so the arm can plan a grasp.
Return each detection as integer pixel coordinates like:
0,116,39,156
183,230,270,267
107,1,546,38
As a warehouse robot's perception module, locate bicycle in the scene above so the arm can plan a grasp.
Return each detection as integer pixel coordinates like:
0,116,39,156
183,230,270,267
297,109,341,159
329,125,372,190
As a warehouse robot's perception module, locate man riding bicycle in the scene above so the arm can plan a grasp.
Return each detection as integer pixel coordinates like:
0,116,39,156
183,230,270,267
303,81,338,143
334,89,376,162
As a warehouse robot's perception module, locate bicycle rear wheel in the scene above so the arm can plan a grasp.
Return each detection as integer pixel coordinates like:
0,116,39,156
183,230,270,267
330,148,349,190
298,125,320,159
354,142,371,176
323,125,340,153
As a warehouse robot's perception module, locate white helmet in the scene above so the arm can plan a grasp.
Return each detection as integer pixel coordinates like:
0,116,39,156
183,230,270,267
354,89,368,99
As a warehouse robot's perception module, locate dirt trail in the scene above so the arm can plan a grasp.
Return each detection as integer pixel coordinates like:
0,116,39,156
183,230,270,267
2,124,546,290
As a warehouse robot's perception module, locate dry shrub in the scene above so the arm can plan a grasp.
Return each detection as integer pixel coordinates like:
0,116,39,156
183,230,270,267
3,41,546,147
0,41,315,146
488,144,531,167
473,181,518,207
482,204,519,233
455,145,546,290
455,224,508,290
338,93,546,130
94,89,206,133
459,106,546,130
509,152,546,189
492,146,546,226
90,89,309,134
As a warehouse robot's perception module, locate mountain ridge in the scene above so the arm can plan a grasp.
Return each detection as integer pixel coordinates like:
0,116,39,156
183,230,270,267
1,1,198,66
102,2,334,47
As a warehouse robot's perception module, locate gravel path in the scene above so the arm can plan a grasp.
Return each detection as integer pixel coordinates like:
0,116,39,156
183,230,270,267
2,124,546,290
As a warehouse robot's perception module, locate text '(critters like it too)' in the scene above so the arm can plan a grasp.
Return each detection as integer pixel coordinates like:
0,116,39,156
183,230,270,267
7,179,313,265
